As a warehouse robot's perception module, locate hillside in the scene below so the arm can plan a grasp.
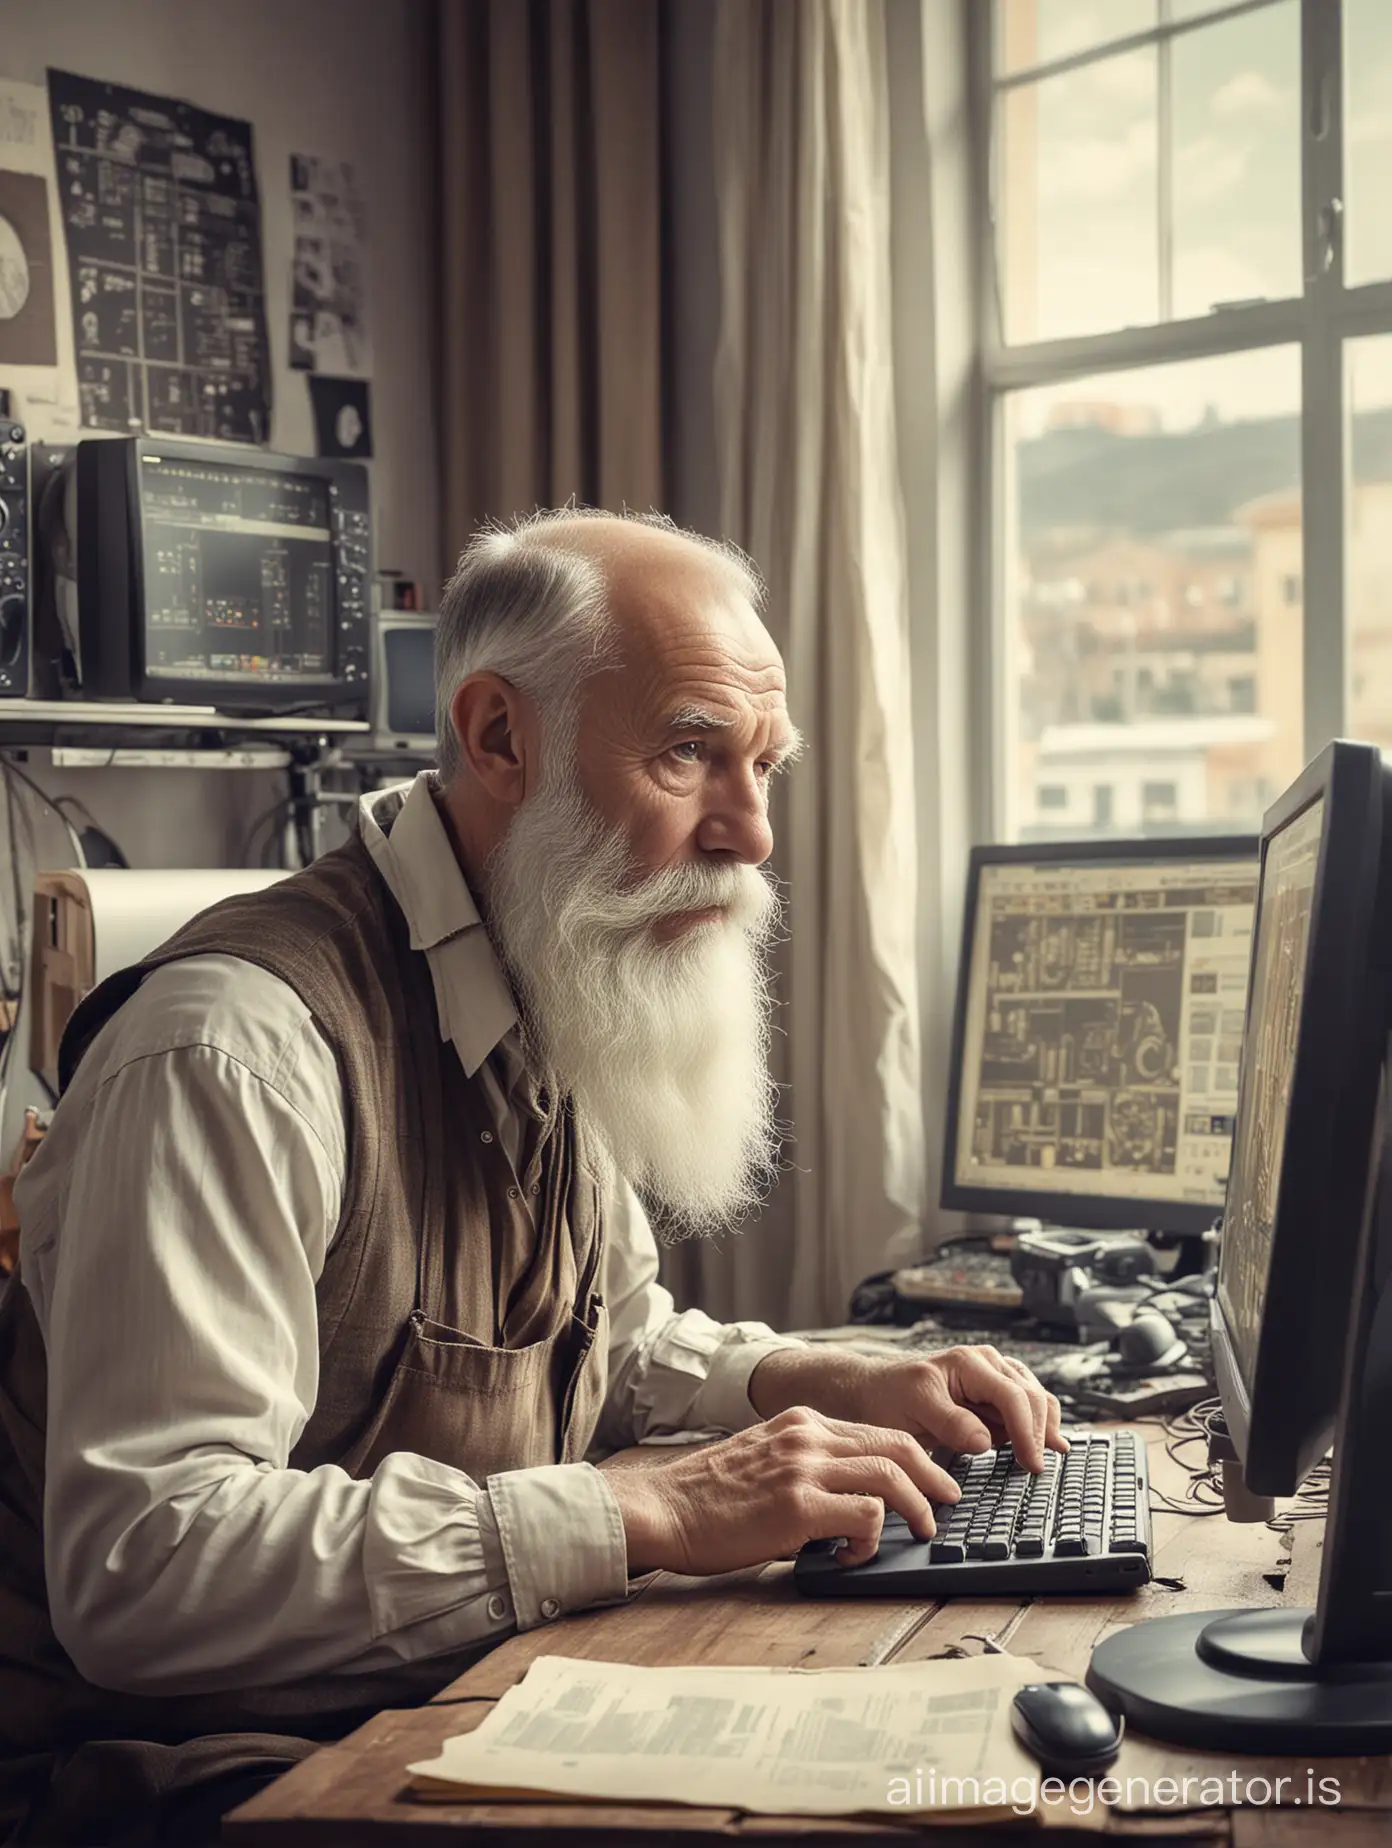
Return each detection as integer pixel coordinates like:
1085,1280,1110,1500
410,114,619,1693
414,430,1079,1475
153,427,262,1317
1018,405,1392,538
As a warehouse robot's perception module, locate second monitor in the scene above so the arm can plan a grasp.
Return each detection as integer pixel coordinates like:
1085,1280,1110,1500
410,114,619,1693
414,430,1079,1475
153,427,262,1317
942,837,1259,1237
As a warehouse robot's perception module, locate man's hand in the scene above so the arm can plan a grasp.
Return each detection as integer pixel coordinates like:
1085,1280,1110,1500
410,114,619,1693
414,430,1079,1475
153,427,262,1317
747,1345,1067,1473
598,1406,960,1574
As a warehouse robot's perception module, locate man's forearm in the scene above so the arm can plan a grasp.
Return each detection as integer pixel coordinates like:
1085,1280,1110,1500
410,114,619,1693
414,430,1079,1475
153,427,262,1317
747,1344,881,1421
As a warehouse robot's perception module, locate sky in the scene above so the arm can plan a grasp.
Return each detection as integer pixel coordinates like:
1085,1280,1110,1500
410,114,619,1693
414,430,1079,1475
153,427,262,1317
1001,0,1392,434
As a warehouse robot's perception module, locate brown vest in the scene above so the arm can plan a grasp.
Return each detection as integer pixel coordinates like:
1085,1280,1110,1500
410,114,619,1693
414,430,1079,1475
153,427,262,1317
0,833,610,1835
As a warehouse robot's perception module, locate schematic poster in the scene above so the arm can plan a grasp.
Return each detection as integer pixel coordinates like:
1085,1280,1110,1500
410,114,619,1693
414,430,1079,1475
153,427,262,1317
47,68,271,442
288,154,371,378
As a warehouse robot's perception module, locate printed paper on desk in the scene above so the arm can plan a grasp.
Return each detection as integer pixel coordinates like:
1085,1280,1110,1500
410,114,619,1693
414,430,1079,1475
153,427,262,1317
407,1652,1050,1822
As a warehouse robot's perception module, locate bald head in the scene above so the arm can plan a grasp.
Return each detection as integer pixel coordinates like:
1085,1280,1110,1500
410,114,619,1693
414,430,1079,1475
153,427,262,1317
433,508,771,781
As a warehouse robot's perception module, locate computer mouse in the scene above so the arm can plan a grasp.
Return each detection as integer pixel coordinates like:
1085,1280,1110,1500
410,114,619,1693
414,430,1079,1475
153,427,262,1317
1010,1681,1122,1779
1116,1309,1185,1370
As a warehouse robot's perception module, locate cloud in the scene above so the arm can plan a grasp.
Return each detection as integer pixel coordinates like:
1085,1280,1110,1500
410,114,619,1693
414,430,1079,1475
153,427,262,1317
1175,133,1251,204
1211,71,1285,120
1038,119,1155,203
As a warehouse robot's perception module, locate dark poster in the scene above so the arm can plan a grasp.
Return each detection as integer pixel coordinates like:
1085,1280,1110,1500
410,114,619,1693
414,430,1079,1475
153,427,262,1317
47,69,271,442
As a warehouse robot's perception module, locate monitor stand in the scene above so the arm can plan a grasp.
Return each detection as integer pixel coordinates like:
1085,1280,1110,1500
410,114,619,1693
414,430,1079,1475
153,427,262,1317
1088,1070,1392,1753
1087,1608,1392,1754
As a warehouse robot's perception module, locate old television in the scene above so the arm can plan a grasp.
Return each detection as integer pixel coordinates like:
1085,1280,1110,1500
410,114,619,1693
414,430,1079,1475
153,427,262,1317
368,610,437,757
60,438,371,714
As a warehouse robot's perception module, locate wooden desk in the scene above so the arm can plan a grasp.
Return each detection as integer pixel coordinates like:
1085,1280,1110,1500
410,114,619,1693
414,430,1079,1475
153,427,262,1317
226,1429,1386,1845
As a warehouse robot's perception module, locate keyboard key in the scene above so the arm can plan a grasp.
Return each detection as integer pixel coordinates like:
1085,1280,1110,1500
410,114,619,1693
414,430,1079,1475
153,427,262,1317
981,1538,1011,1559
1014,1535,1045,1557
1055,1535,1098,1557
1111,1536,1149,1554
929,1540,966,1563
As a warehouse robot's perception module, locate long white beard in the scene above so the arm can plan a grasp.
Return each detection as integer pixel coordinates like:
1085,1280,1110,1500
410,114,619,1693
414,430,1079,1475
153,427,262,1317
482,768,784,1237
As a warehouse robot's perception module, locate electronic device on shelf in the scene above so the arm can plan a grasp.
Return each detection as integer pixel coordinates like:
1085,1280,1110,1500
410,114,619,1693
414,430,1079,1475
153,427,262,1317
942,835,1260,1244
1087,738,1392,1752
0,419,32,698
795,1428,1152,1598
1010,1225,1157,1327
48,438,370,716
364,608,436,758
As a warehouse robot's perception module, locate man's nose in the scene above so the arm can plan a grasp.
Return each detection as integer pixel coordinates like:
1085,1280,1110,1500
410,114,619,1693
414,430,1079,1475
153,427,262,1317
694,783,775,865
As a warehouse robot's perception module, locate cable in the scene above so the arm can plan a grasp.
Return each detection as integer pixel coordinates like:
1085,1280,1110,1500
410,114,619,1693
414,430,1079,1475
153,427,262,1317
0,756,85,867
1147,1396,1227,1518
240,790,293,868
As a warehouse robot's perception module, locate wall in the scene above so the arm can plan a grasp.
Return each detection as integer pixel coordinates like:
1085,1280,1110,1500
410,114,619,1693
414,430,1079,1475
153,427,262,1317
0,0,439,594
0,0,437,1139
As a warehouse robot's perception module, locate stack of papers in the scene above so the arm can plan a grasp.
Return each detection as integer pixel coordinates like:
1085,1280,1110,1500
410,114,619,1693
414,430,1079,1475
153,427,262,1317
408,1652,1058,1823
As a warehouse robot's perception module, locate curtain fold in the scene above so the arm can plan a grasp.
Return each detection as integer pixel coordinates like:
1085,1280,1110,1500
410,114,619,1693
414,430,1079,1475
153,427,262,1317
678,0,926,1329
435,0,664,566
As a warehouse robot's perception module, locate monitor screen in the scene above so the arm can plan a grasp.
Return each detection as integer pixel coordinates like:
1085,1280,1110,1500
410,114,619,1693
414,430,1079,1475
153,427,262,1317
951,852,1258,1212
383,625,436,736
139,453,335,684
1217,797,1324,1389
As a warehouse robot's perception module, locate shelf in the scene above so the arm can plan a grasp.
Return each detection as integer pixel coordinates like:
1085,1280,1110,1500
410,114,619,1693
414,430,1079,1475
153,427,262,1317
0,700,370,747
50,745,293,770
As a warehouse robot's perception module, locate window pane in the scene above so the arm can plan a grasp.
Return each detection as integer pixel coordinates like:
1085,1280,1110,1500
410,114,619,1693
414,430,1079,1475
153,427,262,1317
1347,337,1392,750
997,0,1155,76
1168,0,1277,18
1001,51,1158,343
1345,0,1392,286
1004,348,1303,841
1171,2,1301,318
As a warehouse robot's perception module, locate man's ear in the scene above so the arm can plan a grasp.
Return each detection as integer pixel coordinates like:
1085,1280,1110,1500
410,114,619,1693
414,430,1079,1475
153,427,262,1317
448,672,535,808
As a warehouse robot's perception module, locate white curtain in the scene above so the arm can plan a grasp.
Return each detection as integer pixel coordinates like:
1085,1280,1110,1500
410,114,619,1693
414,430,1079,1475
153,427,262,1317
679,0,926,1331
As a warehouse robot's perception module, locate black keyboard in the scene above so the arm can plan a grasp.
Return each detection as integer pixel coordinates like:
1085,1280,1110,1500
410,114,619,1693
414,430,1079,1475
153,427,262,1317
794,1430,1153,1597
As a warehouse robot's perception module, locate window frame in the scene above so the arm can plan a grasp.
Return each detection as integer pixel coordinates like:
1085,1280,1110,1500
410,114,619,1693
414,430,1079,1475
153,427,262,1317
971,0,1392,840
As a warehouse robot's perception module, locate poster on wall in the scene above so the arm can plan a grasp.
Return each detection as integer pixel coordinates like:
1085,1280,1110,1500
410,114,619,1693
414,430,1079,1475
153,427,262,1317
47,68,271,442
310,373,372,459
0,171,56,366
0,77,78,431
288,154,371,378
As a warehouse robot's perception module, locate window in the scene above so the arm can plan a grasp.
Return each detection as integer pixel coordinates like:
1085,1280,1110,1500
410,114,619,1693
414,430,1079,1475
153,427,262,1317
1142,780,1180,821
1037,783,1069,808
980,0,1392,840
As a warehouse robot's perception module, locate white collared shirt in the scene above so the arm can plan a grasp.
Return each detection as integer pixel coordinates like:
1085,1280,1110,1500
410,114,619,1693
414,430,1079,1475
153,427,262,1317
13,774,801,1697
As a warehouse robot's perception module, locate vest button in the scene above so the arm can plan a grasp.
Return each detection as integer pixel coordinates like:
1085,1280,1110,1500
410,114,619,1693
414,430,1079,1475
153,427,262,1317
507,1185,520,1200
480,1130,494,1144
486,1593,509,1622
540,1597,561,1621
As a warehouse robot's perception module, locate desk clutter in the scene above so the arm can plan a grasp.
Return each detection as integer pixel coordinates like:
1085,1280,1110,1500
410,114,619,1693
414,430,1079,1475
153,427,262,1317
836,1230,1215,1421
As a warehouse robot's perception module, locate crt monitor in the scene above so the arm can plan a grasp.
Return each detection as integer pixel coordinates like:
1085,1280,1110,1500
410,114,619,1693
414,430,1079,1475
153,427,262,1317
1089,739,1392,1752
368,611,437,756
63,437,371,713
942,838,1259,1236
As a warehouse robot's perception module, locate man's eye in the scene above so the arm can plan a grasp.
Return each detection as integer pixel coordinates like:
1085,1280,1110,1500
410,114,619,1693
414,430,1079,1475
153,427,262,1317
670,741,704,764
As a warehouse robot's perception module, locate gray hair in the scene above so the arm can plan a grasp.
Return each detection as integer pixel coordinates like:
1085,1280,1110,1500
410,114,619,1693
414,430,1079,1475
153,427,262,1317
434,507,763,780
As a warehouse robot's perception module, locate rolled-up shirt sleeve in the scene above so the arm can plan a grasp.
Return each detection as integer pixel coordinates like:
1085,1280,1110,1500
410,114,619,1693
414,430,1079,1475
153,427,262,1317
594,1177,808,1454
18,963,628,1699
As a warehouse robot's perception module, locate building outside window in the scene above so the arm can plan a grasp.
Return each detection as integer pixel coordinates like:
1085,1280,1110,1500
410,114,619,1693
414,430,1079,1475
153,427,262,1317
979,0,1392,842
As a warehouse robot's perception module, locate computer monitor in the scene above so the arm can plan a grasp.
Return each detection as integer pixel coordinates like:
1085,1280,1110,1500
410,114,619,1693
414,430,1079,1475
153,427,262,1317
60,437,371,713
1089,739,1392,1752
941,839,1259,1236
368,611,437,756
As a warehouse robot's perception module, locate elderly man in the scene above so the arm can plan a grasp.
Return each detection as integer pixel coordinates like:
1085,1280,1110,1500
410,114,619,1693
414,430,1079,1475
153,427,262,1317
0,510,1062,1842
